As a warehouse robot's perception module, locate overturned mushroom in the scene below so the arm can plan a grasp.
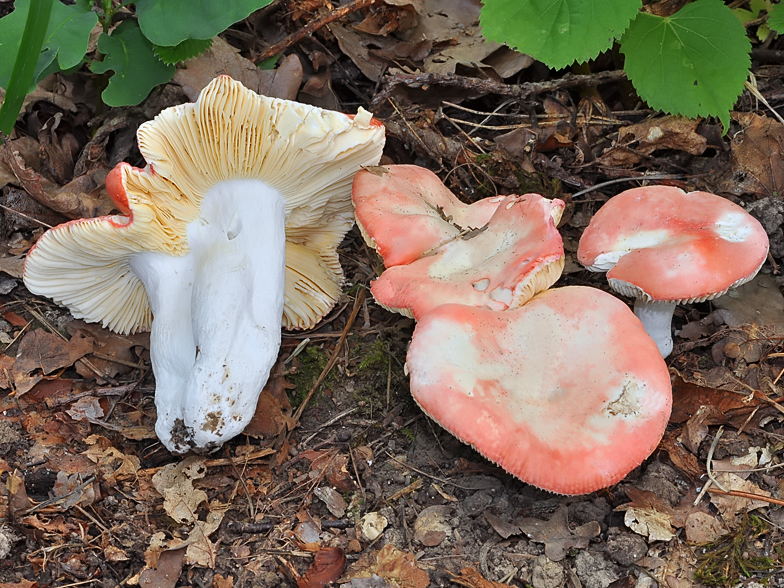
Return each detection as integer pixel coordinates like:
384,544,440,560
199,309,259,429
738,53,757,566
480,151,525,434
353,165,565,319
24,76,385,452
406,286,672,495
577,186,769,356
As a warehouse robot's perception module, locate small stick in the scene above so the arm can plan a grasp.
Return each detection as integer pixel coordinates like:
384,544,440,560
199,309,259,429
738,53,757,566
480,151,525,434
255,0,373,63
706,426,729,493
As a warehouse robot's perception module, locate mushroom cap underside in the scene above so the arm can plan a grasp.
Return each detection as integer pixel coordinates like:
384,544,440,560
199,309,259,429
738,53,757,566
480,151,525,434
577,186,769,303
406,286,673,495
370,193,566,319
24,76,386,334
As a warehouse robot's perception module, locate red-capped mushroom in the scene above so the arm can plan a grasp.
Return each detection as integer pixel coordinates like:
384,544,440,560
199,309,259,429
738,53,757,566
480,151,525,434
353,166,565,319
406,286,672,495
353,165,504,267
577,186,769,356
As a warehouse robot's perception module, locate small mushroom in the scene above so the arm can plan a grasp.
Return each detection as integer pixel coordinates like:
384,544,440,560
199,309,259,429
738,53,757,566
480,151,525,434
24,76,385,452
406,286,672,495
577,186,769,356
353,165,565,318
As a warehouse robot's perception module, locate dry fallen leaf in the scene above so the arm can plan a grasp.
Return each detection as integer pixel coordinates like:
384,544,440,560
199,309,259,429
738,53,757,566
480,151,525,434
449,567,509,588
624,507,676,542
721,112,784,197
344,544,430,588
514,504,600,562
298,547,346,588
173,36,302,101
152,457,208,524
601,115,707,167
709,472,771,522
12,329,94,396
139,546,184,588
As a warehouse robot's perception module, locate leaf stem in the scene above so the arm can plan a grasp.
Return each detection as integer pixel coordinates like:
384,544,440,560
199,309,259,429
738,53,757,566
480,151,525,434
0,0,55,136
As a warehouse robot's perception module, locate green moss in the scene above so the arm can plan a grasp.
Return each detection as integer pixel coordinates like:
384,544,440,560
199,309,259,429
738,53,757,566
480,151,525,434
359,339,388,371
289,345,330,407
517,169,561,199
694,513,777,587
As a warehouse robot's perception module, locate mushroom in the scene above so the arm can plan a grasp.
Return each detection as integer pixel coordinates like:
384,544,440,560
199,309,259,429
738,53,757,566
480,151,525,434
24,76,385,452
406,286,672,495
353,165,565,319
577,186,769,357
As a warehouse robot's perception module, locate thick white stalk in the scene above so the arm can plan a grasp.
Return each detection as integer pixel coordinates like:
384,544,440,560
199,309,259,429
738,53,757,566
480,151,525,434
131,179,286,452
633,300,676,358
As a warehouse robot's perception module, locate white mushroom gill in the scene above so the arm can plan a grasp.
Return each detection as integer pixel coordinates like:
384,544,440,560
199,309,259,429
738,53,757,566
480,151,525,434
130,179,286,452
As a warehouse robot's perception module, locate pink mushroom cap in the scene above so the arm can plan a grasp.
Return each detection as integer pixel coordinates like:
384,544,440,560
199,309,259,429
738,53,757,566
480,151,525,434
370,192,565,319
406,286,673,495
577,186,769,303
352,165,504,267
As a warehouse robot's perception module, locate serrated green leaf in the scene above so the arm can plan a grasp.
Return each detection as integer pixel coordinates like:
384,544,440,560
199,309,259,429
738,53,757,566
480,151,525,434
620,0,751,131
91,19,174,107
768,4,784,33
0,0,95,90
135,0,274,47
154,38,213,65
479,0,642,69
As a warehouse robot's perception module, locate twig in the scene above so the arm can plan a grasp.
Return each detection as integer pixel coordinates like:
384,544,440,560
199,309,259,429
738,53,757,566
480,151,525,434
300,406,357,446
291,289,366,426
706,426,729,492
26,475,96,514
707,487,784,507
0,203,52,228
570,174,686,199
374,70,627,108
255,0,373,63
384,451,475,490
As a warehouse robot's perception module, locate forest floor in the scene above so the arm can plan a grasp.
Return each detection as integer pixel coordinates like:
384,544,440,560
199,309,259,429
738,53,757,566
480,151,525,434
3,1,784,587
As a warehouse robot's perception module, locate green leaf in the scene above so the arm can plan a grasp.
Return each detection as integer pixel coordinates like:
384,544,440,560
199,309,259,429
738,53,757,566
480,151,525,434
620,0,751,131
768,4,784,33
91,19,175,107
43,0,98,71
135,0,274,46
0,0,97,91
0,0,53,135
479,0,642,69
154,38,213,65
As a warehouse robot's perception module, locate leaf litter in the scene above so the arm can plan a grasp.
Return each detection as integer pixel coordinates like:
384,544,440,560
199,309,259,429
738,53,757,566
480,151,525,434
2,2,784,588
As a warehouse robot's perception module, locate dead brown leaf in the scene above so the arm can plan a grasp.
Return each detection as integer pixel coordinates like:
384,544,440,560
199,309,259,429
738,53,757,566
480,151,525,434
213,574,234,588
12,329,94,396
0,141,112,219
449,567,509,588
298,547,346,588
67,320,149,379
670,377,752,424
7,473,30,519
139,547,185,588
243,360,294,438
514,504,600,562
0,580,38,588
173,37,302,101
152,457,208,523
344,544,430,588
681,404,730,454
601,115,707,167
721,112,784,197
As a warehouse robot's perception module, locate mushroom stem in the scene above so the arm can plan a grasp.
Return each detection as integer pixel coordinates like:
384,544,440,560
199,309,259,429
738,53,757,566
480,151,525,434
633,300,676,357
132,179,286,452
